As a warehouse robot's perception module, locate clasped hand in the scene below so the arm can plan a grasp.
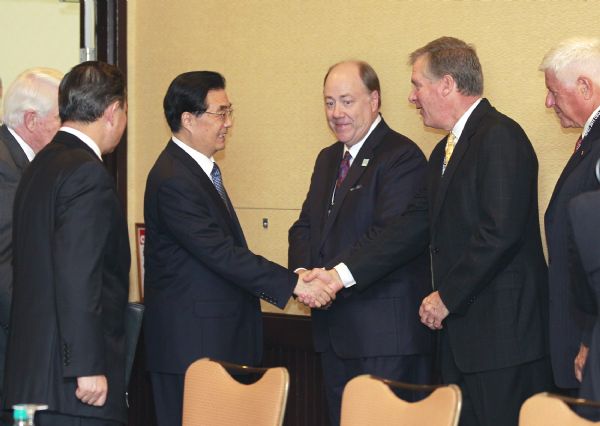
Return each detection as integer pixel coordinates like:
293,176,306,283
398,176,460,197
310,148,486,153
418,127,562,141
419,291,449,330
293,268,344,308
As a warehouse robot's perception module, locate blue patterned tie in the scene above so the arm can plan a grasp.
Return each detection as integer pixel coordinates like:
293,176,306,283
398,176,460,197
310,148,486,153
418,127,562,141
211,163,230,213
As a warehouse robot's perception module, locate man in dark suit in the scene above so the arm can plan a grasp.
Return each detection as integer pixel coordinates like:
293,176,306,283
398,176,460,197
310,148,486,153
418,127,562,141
569,183,600,419
569,187,600,421
143,71,336,426
539,37,600,393
3,61,130,426
307,37,552,426
288,61,432,425
0,68,62,414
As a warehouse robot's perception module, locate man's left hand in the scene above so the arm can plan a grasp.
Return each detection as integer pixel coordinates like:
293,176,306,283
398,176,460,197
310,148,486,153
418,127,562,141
419,291,449,330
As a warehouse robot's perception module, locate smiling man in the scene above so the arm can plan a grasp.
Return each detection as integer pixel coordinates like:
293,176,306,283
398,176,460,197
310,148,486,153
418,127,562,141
289,61,431,425
539,37,600,396
306,38,553,426
143,71,336,426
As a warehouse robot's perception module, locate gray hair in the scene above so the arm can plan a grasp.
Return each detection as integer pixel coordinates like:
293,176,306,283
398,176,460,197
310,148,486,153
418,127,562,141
409,37,483,96
3,68,63,128
539,37,600,86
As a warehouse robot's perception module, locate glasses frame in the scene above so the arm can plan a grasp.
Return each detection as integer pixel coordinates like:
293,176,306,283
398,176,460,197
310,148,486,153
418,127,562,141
195,108,234,121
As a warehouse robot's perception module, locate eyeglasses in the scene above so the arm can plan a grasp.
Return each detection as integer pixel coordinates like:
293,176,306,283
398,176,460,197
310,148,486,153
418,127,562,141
197,108,234,121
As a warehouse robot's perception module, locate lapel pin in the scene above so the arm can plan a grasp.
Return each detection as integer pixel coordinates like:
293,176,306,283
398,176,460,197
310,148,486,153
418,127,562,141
362,159,369,167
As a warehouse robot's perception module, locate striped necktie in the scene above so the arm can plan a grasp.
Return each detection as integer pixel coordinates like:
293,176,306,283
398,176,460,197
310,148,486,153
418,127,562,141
211,163,230,213
336,151,352,188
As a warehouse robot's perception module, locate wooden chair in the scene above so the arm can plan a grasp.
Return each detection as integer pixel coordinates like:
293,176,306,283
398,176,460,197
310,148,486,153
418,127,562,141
340,375,462,426
519,392,600,425
182,358,289,426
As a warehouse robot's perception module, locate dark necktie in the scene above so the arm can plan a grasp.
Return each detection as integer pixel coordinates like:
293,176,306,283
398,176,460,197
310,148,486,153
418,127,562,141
574,135,583,153
336,151,352,188
211,163,230,213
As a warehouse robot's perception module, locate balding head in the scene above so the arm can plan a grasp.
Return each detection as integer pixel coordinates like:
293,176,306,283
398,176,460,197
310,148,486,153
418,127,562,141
322,61,381,148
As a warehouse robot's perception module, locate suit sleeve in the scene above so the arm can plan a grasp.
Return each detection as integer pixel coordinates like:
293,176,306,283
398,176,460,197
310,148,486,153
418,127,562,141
568,192,600,345
344,185,429,291
0,159,19,328
52,162,113,378
157,177,296,309
438,123,538,314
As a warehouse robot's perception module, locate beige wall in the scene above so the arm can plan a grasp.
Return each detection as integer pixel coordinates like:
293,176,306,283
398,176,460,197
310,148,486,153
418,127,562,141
127,0,590,312
0,0,78,91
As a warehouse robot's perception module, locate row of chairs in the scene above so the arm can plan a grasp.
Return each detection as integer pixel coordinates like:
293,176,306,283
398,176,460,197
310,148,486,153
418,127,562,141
182,358,600,425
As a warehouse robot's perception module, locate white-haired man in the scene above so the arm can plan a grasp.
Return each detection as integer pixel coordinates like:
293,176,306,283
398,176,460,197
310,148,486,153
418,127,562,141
0,68,62,403
540,37,600,395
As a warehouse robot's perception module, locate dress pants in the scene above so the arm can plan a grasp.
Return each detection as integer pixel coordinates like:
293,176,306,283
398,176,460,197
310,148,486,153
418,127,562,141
35,412,123,426
320,346,433,426
150,372,185,426
439,330,553,426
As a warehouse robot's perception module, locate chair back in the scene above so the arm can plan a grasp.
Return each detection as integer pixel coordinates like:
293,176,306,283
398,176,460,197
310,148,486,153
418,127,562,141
340,375,461,426
519,392,600,425
182,358,289,426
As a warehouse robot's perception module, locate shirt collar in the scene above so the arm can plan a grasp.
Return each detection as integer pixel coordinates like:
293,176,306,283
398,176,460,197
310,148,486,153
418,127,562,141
59,126,103,161
451,98,482,140
344,114,382,161
172,135,215,179
6,127,35,161
583,104,600,139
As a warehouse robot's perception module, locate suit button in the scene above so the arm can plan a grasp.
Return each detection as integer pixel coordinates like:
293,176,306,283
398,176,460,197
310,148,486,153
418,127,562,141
431,247,440,254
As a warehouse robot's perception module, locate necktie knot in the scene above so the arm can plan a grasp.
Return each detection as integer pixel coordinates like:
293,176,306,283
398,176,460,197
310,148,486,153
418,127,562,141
336,151,352,189
442,132,457,174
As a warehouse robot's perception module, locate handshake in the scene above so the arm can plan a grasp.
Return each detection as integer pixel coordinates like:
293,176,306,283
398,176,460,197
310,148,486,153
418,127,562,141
293,268,344,308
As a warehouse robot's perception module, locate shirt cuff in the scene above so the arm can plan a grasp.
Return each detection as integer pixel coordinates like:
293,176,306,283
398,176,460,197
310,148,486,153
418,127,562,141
334,263,356,288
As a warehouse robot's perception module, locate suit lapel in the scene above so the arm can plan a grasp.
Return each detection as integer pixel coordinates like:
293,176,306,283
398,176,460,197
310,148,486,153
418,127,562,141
319,119,388,248
317,143,343,236
0,125,30,171
547,121,600,218
430,99,491,225
166,141,245,246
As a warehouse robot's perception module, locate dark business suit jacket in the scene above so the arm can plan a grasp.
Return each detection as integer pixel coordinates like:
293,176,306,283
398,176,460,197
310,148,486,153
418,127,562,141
345,100,548,373
3,131,130,423
544,120,600,388
569,190,600,407
0,125,29,396
143,141,296,374
288,119,432,358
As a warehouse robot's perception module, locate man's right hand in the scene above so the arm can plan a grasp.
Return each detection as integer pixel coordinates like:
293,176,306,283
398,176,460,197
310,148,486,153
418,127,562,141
75,375,108,407
293,271,338,308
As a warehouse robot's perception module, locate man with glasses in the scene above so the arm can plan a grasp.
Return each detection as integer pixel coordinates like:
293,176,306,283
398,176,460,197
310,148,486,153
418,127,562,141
143,71,337,426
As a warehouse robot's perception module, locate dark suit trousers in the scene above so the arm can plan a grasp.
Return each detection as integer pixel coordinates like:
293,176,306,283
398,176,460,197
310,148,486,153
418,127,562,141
150,372,185,426
35,412,123,426
439,330,553,426
321,346,433,426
